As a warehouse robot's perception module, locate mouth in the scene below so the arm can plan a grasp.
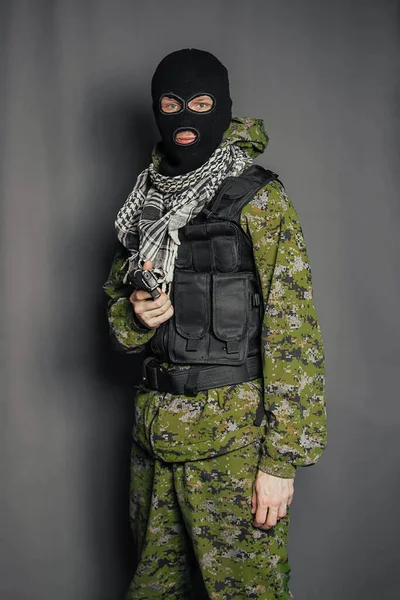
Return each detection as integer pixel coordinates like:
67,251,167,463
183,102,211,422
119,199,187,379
174,128,199,146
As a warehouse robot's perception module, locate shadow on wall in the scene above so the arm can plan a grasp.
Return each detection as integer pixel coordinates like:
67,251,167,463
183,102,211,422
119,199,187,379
88,85,157,391
45,80,211,599
43,84,160,599
50,84,157,393
85,87,157,597
83,84,210,600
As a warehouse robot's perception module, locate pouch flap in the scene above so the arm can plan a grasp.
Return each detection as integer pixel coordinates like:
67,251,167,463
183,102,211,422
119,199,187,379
174,271,210,339
212,274,248,341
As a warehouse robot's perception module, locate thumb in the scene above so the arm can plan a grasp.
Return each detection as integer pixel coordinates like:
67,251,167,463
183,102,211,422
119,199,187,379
142,260,153,271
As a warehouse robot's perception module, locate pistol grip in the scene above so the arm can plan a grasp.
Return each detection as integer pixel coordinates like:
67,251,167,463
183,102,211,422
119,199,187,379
150,288,161,300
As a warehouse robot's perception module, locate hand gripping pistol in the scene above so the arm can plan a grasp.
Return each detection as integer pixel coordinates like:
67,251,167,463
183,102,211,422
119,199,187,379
130,269,161,300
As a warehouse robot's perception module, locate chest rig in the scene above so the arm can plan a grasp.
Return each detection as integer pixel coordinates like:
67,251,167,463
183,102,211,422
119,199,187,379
143,165,279,398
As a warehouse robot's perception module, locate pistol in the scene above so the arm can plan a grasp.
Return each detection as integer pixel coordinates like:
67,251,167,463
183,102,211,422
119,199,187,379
130,269,161,300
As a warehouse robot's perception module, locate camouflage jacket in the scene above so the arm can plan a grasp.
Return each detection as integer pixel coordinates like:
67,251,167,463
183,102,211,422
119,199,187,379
103,117,327,479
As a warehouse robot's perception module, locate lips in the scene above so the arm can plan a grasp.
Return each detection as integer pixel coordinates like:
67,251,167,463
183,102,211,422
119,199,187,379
174,128,199,145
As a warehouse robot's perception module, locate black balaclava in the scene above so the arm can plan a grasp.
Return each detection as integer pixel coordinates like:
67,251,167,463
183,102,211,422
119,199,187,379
151,48,232,176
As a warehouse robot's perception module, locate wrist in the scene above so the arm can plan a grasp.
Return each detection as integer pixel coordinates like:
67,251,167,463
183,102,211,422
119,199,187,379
258,454,296,479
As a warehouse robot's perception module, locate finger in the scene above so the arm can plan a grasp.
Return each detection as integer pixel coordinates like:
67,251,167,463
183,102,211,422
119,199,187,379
253,499,268,528
277,502,288,519
130,289,152,302
263,506,279,529
136,291,170,311
142,260,153,271
140,298,172,321
133,300,171,322
251,490,257,515
146,305,174,328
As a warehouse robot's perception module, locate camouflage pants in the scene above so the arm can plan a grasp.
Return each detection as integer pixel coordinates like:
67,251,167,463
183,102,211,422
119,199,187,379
124,438,294,600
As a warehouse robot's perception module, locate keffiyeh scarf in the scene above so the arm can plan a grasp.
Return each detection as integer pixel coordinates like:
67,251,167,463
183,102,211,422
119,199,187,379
115,142,253,291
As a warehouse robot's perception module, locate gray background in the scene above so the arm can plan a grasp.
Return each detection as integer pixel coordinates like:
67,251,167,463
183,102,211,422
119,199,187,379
1,1,399,599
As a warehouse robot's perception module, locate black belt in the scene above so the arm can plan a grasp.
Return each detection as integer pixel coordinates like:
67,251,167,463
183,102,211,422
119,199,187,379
142,355,263,397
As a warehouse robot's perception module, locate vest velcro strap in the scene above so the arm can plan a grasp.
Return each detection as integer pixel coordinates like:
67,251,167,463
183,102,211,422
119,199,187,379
226,340,240,354
186,339,200,352
142,355,262,397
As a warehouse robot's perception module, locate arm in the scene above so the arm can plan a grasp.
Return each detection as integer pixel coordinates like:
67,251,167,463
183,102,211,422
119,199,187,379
241,179,327,480
102,242,156,353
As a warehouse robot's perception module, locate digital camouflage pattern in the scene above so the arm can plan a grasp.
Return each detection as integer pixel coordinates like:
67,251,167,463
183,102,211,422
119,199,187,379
126,437,295,600
103,116,327,598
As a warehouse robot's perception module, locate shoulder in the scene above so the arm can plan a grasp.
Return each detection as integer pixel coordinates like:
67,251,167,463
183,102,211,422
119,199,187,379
241,171,295,227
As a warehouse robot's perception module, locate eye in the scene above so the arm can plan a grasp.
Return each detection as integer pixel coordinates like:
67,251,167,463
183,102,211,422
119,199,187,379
160,95,183,114
187,95,214,113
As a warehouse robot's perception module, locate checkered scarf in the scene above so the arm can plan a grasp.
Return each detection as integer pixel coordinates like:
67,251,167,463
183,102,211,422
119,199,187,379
115,142,253,290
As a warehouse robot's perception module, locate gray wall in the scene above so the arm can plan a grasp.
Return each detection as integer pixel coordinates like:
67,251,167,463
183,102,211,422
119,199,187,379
2,1,399,599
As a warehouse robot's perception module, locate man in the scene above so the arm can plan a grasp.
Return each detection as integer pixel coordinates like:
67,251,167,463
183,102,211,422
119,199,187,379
103,48,327,600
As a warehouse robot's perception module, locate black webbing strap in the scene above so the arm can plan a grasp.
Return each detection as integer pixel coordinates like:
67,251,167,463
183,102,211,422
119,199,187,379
206,165,281,222
142,355,262,398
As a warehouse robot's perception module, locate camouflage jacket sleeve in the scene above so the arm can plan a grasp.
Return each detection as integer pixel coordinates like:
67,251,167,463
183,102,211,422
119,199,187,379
241,179,327,479
102,241,156,353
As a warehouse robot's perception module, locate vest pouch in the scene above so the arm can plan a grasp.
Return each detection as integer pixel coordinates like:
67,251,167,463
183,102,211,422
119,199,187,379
209,272,249,364
169,270,211,363
184,221,238,273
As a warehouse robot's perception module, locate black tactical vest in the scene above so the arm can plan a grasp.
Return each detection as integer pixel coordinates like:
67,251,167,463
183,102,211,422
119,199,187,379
149,165,279,367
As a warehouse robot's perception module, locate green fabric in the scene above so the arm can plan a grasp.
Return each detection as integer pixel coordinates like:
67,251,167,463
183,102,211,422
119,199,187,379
103,116,327,479
125,438,294,599
132,377,266,465
221,115,269,158
241,179,327,477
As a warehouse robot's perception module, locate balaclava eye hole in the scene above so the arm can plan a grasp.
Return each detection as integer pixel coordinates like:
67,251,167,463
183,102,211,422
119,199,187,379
186,93,215,114
151,48,232,176
159,93,185,115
